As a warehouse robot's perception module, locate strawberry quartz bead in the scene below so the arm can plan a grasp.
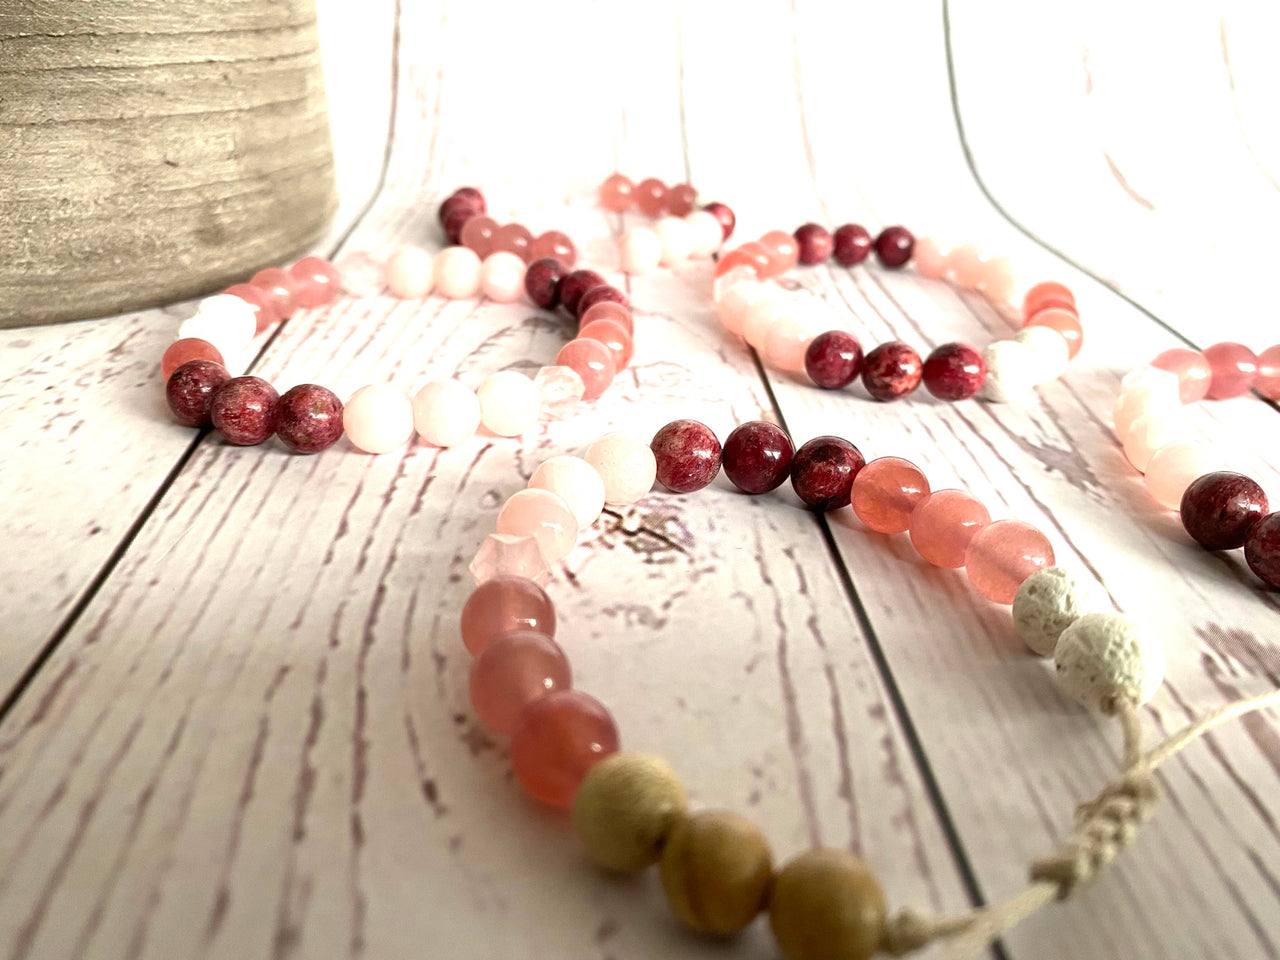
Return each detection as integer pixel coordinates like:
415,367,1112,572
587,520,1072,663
651,419,723,493
460,216,500,259
576,285,630,319
250,267,301,320
166,359,230,426
1025,308,1083,359
275,383,344,453
1245,513,1280,588
1256,345,1280,399
794,223,834,264
530,230,577,268
758,230,801,276
665,183,697,216
225,282,278,334
1202,342,1258,399
460,575,556,656
1022,282,1075,318
469,631,572,735
833,224,873,266
713,246,768,279
635,178,667,217
909,489,991,568
1152,348,1212,403
524,257,568,309
862,341,923,401
556,338,616,400
873,226,914,268
703,202,736,241
492,223,535,262
804,331,863,389
600,173,635,212
579,301,635,337
511,690,620,808
559,270,608,316
210,376,280,445
578,318,633,370
1180,471,1268,550
161,338,225,380
790,436,866,511
723,421,795,494
850,457,931,534
289,257,341,308
923,342,986,401
963,520,1055,604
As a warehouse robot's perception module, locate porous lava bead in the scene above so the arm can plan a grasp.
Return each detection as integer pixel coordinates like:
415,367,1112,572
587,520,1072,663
559,270,608,316
166,359,231,427
210,376,280,446
861,341,923,401
790,436,865,511
794,223,834,264
873,225,914,268
1245,513,1280,588
276,383,344,453
722,421,794,494
833,224,873,266
651,420,723,493
1180,472,1269,551
703,202,736,241
524,257,568,309
922,342,986,401
804,331,863,389
576,284,630,319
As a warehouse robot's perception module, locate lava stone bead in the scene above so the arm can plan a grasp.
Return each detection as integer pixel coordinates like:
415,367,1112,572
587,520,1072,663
833,224,873,266
793,223,834,265
873,226,914,268
210,376,280,446
790,436,866,511
922,342,986,401
559,270,608,316
861,342,923,401
576,285,630,319
1245,512,1280,588
722,421,794,494
804,331,863,389
651,420,723,493
1179,471,1269,550
276,383,345,453
525,257,568,309
166,359,231,427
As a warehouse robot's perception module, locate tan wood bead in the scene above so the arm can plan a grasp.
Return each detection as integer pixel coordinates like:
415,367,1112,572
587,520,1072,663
658,809,773,936
571,752,688,872
769,848,886,960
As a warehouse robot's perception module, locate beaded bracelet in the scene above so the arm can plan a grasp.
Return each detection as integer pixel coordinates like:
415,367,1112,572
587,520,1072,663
596,172,737,272
1112,342,1280,588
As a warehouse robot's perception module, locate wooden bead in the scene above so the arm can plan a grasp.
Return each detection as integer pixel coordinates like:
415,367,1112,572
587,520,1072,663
769,849,886,960
571,752,687,872
659,810,773,935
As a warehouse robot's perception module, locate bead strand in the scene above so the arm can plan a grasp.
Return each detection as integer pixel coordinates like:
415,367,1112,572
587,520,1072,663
596,172,735,273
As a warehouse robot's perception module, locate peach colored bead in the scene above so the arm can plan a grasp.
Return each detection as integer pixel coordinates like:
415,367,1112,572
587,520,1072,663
758,229,800,277
1025,307,1083,359
763,315,813,374
290,256,341,308
912,237,949,280
412,379,481,448
460,575,556,656
909,489,991,568
511,690,619,809
579,300,634,337
386,246,435,299
741,298,782,350
497,488,579,562
460,216,500,259
480,251,527,303
529,455,607,528
685,210,724,259
492,223,534,262
585,431,656,506
975,255,1016,302
850,457,931,534
600,173,635,212
469,631,572,735
964,520,1055,604
578,318,633,370
1122,409,1191,472
1112,371,1181,441
477,370,541,437
1145,441,1223,509
1202,342,1258,399
620,226,662,275
713,248,764,280
556,338,616,400
654,217,694,266
1022,281,1075,318
434,246,483,299
1151,348,1211,404
716,281,768,336
342,384,414,455
945,244,986,287
529,230,577,268
1257,344,1280,400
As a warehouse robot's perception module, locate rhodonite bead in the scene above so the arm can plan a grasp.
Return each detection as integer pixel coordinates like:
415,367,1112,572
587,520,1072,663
524,257,568,309
460,575,556,655
873,225,914,268
578,318,633,370
790,436,865,511
224,282,278,334
492,223,535,262
275,383,344,453
469,632,572,735
289,256,341,308
497,488,579,562
1180,471,1269,550
850,457,930,534
759,230,801,276
438,193,481,226
210,376,280,446
1022,281,1075,318
460,215,501,259
1202,342,1258,399
1144,441,1222,509
861,341,923,401
162,338,225,380
529,455,606,528
342,384,414,454
478,370,541,437
635,177,668,217
923,342,985,400
1256,344,1280,399
579,300,634,336
480,251,527,303
964,519,1055,604
413,379,481,448
449,186,486,212
576,285,630,319
722,421,794,494
529,230,578,268
1244,513,1280,588
386,246,435,299
560,269,608,316
250,267,300,320
442,206,474,245
1025,307,1083,359
703,202,736,240
804,330,863,389
909,489,991,568
511,690,620,809
585,431,657,506
166,359,230,426
600,173,635,211
651,419,722,493
833,224,873,266
664,182,697,216
556,338,616,400
794,223,834,264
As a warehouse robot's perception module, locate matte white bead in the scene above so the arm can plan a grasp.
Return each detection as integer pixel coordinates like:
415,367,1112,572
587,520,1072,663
1053,612,1165,712
977,340,1039,402
434,246,483,299
412,379,481,447
386,246,434,299
179,294,257,358
685,211,724,259
619,227,663,275
343,384,415,454
1012,567,1106,657
477,370,541,437
1013,326,1070,384
654,216,694,266
584,431,657,506
529,455,607,528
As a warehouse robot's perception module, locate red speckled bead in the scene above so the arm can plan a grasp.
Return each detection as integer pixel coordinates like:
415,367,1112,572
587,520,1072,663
722,421,794,494
862,341,923,401
555,338,616,400
275,383,344,454
250,267,300,321
923,342,986,401
460,216,500,259
651,419,723,493
635,178,667,217
850,457,931,534
1202,342,1258,399
225,282,279,334
559,270,608,316
909,489,991,568
439,193,481,226
794,223,834,264
703,202,736,241
161,338,225,380
804,331,863,389
600,173,634,212
289,257,341,308
460,576,556,655
511,690,620,809
524,257,568,309
166,359,230,427
873,226,914,268
492,223,535,262
529,230,577,268
210,376,280,446
576,284,630,319
1180,471,1269,550
833,224,873,266
1025,308,1083,360
664,183,697,216
449,186,486,213
790,436,866,511
469,631,572,735
578,318,633,370
964,520,1055,604
1022,281,1075,319
1245,513,1280,588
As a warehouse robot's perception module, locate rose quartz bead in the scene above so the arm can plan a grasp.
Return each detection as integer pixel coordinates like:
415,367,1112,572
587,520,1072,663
1145,441,1223,509
974,256,1016,302
1203,342,1258,399
685,210,724,259
492,223,535,262
497,488,579,562
480,251,527,303
342,384,414,454
964,520,1055,604
334,251,387,297
714,281,765,336
1025,307,1083,359
740,298,782,350
529,455,606,528
413,379,481,447
556,338,616,400
460,216,500,259
945,244,986,288
912,237,949,280
1122,409,1191,472
1151,348,1211,404
224,283,278,334
620,226,663,274
1022,281,1075,319
290,256,341,308
529,231,577,268
579,300,634,337
511,690,619,809
850,457,931,534
434,246,483,299
1257,344,1280,400
909,489,991,568
713,247,764,280
600,173,634,211
758,230,800,277
469,632,572,735
460,575,556,656
250,267,300,320
477,370,541,436
578,318,633,370
469,534,551,586
635,178,667,217
1112,370,1181,441
161,338,225,380
763,314,814,374
386,246,435,299
585,431,656,506
654,216,694,266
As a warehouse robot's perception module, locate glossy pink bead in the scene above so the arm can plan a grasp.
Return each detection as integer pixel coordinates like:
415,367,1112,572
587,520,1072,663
599,173,634,212
763,314,815,374
850,457,931,534
511,690,620,808
1022,281,1075,319
1256,344,1280,400
1202,342,1259,399
289,256,341,308
758,229,800,276
664,183,697,216
577,319,633,370
529,231,577,268
909,489,991,568
469,631,572,735
460,216,500,259
162,338,225,380
635,177,667,217
460,576,556,656
911,238,949,280
250,267,301,320
579,300,634,337
1025,308,1083,359
1151,348,1211,404
964,520,1055,604
492,223,535,262
555,338,616,400
1144,442,1222,510
496,488,579,562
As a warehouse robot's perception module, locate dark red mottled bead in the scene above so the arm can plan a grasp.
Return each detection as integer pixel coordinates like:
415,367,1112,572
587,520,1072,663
210,376,280,446
449,186,486,213
923,342,986,401
1180,472,1269,551
874,226,915,268
804,331,863,389
443,206,474,245
702,202,736,241
862,341,923,401
794,223,833,265
575,285,630,319
651,419,722,493
664,183,697,216
559,270,608,316
276,383,344,454
790,436,866,511
722,421,794,494
166,360,230,427
833,224,873,266
1245,512,1280,588
524,257,568,309
439,193,480,226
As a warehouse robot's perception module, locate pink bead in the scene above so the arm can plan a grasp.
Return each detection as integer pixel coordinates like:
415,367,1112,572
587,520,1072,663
1022,281,1076,319
579,300,634,337
963,520,1055,604
555,338,616,400
1151,348,1211,404
480,251,527,303
912,237,949,280
469,534,551,586
224,283,278,333
600,173,634,212
250,267,300,320
386,246,434,299
1122,409,1191,472
578,318,633,370
333,251,387,297
161,338,225,380
492,223,535,262
460,216,500,259
1025,308,1083,359
289,256,341,308
434,246,483,299
496,488,579,562
1112,370,1181,441
460,575,556,655
1145,442,1223,509
974,256,1016,302
634,178,667,217
758,229,800,277
1203,342,1259,399
762,315,813,374
529,455,606,528
469,631,572,735
909,489,991,568
716,281,767,336
741,298,781,349
850,457,931,534
1257,344,1280,400
511,690,619,809
945,244,986,288
529,231,577,268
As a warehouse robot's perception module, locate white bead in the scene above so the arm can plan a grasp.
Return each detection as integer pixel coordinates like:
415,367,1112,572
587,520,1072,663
654,216,694,266
1120,365,1179,393
178,294,257,358
342,384,415,455
1013,326,1070,384
433,246,483,299
977,340,1039,402
1012,567,1107,657
386,246,434,299
479,251,527,303
476,370,541,437
529,455,607,528
685,211,724,259
1053,612,1165,712
412,379,481,447
584,431,657,506
619,227,663,275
